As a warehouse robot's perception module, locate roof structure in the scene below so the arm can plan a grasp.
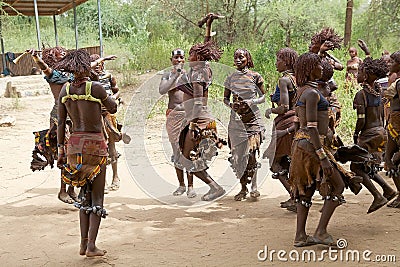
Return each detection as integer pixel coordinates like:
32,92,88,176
2,0,90,16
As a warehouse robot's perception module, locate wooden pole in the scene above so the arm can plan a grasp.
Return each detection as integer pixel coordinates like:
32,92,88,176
73,1,78,49
53,14,59,46
33,0,41,50
344,0,353,47
97,0,104,57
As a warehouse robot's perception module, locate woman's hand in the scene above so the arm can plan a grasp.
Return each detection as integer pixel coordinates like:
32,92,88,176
320,41,334,53
357,39,371,55
57,154,66,169
321,157,333,177
265,108,272,119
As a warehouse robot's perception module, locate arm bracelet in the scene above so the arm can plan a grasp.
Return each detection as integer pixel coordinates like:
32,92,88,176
57,146,65,154
315,148,327,160
32,55,41,63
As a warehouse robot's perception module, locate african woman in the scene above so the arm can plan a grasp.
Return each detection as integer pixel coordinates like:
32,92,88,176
177,14,225,201
352,57,396,213
224,48,265,201
289,52,345,247
27,47,78,204
384,51,400,207
57,49,117,256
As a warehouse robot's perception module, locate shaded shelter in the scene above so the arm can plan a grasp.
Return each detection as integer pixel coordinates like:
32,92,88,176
1,0,104,75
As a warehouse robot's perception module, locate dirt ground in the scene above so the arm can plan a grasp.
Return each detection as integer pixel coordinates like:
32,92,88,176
0,73,399,267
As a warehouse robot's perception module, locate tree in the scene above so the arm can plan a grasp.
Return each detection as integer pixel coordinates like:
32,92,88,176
344,0,353,47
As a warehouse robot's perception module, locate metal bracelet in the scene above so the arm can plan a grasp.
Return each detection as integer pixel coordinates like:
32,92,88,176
315,148,327,160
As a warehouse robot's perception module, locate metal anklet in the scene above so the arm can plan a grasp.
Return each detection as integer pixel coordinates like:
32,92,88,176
74,203,108,218
295,199,312,208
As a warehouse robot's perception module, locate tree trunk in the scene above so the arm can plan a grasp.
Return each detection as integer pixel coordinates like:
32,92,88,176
344,0,353,47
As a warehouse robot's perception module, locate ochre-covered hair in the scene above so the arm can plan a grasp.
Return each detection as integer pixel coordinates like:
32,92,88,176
42,46,67,68
311,27,343,50
277,48,298,70
390,51,400,64
360,57,388,79
54,49,91,75
189,41,222,62
294,52,321,87
320,59,334,82
234,48,254,68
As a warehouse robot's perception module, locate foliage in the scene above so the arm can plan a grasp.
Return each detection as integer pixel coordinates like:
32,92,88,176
1,0,398,143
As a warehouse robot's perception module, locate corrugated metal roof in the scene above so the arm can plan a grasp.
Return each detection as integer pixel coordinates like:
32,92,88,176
3,0,90,16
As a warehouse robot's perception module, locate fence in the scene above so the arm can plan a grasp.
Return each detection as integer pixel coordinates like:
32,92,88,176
0,45,101,76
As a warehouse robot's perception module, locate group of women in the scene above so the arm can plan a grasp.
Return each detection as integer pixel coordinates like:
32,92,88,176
164,22,400,247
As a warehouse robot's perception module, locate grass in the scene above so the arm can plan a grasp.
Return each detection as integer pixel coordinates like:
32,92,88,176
1,16,359,144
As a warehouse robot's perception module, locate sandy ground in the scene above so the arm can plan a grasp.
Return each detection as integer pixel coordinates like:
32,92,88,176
0,74,399,267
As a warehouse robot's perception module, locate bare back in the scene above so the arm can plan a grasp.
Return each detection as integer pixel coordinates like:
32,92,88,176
58,81,117,133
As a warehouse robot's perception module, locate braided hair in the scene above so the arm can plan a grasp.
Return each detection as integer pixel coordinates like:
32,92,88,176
42,46,67,68
311,27,343,50
54,49,91,75
234,48,254,68
360,57,388,80
276,48,298,71
189,41,222,62
294,52,321,87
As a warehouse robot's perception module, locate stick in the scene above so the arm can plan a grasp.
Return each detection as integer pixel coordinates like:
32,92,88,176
12,52,28,64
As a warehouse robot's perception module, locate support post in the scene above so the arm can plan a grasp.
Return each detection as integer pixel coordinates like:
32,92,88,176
53,14,59,46
97,0,104,57
73,1,78,49
33,0,41,50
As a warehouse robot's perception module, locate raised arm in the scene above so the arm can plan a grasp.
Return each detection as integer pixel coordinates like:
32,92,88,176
357,39,371,58
27,49,52,77
198,13,224,43
91,55,117,68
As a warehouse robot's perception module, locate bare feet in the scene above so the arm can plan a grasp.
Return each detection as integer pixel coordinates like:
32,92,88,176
86,246,107,257
58,191,74,204
173,186,186,196
234,190,248,201
387,196,400,208
187,186,197,198
202,187,225,201
383,189,397,202
80,238,88,256
250,190,260,198
67,187,80,202
109,178,120,191
367,196,388,214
